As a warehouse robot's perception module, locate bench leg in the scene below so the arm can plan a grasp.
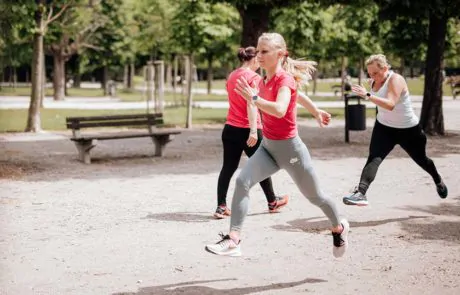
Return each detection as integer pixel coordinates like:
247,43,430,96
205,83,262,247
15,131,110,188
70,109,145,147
151,135,173,157
74,139,97,164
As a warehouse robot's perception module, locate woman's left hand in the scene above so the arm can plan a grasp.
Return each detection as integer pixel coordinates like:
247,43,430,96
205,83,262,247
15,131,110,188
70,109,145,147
235,77,258,102
315,109,331,127
351,84,368,98
246,131,258,147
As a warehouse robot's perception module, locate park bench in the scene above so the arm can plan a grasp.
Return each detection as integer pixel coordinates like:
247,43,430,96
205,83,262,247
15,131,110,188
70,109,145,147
331,81,352,97
446,75,460,99
66,113,181,164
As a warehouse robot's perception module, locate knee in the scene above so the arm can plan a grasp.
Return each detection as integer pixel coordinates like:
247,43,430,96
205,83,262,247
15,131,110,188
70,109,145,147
235,174,252,192
367,156,383,166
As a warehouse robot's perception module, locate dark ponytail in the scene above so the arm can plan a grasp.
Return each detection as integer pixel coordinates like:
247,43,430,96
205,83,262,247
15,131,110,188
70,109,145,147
237,46,256,62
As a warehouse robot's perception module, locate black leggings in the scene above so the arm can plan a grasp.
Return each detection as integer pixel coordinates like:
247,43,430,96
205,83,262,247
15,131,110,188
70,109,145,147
217,124,276,206
358,120,441,194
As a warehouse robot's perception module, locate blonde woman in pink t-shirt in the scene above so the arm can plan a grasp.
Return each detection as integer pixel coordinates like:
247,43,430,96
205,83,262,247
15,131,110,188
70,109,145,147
206,33,349,258
214,47,289,219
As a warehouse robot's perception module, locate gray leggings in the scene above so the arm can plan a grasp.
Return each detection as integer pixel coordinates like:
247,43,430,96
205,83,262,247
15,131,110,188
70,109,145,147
230,136,341,232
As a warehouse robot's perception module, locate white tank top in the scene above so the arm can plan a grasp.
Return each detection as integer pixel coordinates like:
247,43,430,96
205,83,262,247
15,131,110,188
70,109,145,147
372,71,419,128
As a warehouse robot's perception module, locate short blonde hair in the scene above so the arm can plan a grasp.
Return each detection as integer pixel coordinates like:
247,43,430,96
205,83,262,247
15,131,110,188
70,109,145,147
366,54,391,69
258,32,316,88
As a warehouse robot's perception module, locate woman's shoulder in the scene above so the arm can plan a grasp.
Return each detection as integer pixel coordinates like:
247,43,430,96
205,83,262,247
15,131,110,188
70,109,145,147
389,71,405,83
276,70,296,87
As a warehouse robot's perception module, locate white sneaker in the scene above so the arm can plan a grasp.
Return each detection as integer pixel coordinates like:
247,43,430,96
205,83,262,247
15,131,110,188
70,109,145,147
332,219,349,258
205,233,242,257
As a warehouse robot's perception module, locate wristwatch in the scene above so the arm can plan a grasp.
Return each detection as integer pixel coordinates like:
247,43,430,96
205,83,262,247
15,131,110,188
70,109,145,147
252,95,259,102
365,92,371,100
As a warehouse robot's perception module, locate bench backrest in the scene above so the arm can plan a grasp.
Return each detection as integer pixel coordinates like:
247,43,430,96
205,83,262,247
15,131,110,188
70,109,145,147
66,113,163,129
66,113,164,138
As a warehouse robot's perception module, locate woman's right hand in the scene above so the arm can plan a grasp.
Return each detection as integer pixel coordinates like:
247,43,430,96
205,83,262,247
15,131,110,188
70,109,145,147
246,131,258,147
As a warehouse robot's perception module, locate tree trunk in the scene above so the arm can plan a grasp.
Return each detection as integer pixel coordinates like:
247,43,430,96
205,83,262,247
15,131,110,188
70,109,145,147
64,70,68,96
12,67,17,88
102,65,108,95
419,12,447,136
207,54,213,95
312,65,318,95
173,55,178,106
166,60,172,89
129,63,134,89
400,57,405,77
123,64,128,89
238,4,271,47
52,53,65,100
26,0,45,133
358,57,364,85
185,54,193,129
41,51,46,107
73,54,81,88
123,62,134,90
340,56,347,99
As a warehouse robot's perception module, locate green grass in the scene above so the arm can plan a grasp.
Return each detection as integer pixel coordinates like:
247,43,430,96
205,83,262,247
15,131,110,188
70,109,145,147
0,87,105,97
2,76,446,105
0,108,229,132
194,79,227,90
0,107,375,133
194,77,442,96
116,90,228,102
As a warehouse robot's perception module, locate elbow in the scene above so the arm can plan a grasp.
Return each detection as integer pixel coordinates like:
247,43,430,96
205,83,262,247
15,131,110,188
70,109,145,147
274,108,287,118
387,104,396,111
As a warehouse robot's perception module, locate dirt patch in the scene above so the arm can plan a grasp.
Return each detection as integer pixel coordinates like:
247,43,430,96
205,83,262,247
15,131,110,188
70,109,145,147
0,160,45,179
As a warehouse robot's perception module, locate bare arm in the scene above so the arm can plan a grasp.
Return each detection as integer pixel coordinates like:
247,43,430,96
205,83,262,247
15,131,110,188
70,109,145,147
352,74,406,111
297,91,319,117
254,86,291,118
247,102,258,133
234,77,291,118
246,101,259,147
297,91,331,127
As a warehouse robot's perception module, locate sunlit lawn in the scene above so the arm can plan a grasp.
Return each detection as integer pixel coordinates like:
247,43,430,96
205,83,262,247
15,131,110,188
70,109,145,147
0,87,105,97
1,76,453,105
0,107,368,133
195,77,437,96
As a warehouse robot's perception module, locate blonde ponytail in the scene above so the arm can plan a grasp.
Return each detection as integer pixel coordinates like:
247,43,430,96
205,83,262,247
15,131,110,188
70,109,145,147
283,57,317,88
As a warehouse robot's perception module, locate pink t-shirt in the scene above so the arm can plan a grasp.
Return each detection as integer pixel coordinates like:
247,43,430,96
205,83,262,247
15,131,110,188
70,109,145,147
257,69,297,140
225,68,262,129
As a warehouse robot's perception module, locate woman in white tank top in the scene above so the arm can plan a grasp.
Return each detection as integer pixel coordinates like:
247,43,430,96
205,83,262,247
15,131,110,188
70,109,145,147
342,54,448,206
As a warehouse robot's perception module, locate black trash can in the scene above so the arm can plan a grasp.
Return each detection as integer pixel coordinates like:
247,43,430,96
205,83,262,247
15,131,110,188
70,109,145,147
347,104,366,131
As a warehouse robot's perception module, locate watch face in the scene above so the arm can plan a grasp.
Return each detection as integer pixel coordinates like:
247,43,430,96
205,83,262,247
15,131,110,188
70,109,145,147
252,95,258,101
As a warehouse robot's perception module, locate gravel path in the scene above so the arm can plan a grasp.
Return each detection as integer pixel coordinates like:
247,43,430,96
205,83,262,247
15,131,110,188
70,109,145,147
1,108,459,295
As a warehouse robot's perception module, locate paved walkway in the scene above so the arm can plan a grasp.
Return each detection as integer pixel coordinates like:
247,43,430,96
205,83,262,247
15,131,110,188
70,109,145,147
0,92,458,110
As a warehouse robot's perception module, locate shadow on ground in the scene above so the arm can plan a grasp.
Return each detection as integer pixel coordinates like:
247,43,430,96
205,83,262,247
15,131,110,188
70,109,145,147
272,216,429,233
142,210,282,223
1,124,459,181
113,277,326,295
274,214,460,243
143,212,214,223
394,196,460,242
397,196,460,217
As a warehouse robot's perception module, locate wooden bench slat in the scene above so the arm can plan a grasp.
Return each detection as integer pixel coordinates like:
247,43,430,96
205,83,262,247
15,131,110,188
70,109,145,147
66,113,162,123
71,130,181,141
67,119,163,129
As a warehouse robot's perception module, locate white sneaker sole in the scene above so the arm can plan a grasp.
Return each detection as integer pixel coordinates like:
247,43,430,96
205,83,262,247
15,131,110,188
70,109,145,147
343,198,369,206
205,245,242,257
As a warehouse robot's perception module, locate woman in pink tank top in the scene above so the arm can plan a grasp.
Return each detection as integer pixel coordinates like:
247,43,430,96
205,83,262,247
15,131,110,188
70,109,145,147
213,47,289,219
206,33,349,258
